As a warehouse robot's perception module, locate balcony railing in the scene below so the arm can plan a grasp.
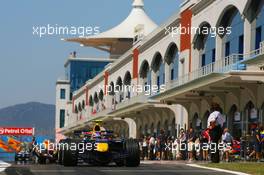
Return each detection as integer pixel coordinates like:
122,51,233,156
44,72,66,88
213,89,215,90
238,41,264,63
168,42,264,90
168,54,243,89
115,93,148,111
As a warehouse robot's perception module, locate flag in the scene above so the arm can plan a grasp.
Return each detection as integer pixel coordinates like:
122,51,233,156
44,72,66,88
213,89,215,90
7,137,21,152
0,139,12,152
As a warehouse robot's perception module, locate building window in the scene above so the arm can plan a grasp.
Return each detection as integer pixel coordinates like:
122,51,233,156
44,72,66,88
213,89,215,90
225,42,230,57
171,69,174,80
256,26,262,50
212,49,216,63
144,82,149,91
239,35,244,54
157,76,160,92
59,110,65,128
202,54,206,67
60,89,66,99
70,92,73,101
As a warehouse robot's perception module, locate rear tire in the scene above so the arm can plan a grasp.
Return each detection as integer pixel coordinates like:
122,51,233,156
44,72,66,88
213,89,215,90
58,149,63,165
125,139,140,167
62,140,78,167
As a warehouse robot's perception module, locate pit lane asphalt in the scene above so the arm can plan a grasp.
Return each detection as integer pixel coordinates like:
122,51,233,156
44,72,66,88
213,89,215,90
0,162,235,175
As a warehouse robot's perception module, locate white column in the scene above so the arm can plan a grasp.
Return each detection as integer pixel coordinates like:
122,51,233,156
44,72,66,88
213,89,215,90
114,118,137,138
244,17,255,56
151,70,157,94
216,34,223,60
165,63,171,85
131,78,138,97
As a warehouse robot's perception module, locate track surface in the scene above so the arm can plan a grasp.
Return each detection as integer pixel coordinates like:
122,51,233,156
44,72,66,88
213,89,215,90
0,162,234,175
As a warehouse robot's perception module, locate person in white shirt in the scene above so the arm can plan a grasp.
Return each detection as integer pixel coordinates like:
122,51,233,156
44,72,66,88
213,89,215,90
222,128,233,162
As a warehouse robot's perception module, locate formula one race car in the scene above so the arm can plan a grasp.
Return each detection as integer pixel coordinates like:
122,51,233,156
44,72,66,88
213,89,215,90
15,150,31,162
58,121,140,167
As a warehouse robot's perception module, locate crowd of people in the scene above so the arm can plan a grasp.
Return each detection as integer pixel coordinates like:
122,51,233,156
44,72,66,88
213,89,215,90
139,124,264,163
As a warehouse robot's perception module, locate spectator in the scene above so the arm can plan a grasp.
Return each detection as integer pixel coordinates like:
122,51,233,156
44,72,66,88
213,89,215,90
149,135,155,160
187,128,196,161
167,137,173,160
207,105,224,163
172,136,178,160
200,129,210,161
260,126,264,159
142,136,148,160
222,128,233,162
250,124,261,161
158,129,166,160
155,138,161,160
178,128,187,160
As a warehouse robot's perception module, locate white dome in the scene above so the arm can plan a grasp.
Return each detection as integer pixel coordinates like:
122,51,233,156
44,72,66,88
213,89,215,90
86,0,157,39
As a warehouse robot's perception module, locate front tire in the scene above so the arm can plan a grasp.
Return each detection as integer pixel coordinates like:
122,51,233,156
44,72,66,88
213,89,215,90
125,139,140,167
62,140,78,167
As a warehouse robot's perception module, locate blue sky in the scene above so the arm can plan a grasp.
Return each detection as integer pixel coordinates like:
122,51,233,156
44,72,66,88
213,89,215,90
0,0,182,108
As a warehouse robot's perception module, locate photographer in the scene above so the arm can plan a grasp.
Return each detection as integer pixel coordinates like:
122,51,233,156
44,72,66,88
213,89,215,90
207,104,224,163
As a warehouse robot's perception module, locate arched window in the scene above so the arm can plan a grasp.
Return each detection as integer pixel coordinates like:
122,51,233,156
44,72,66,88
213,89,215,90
193,22,216,67
123,71,132,99
82,100,85,109
75,105,78,113
151,52,164,90
245,101,258,134
99,89,104,101
78,103,82,112
217,6,244,58
245,0,264,50
116,77,123,102
89,95,94,106
139,60,151,92
94,92,99,104
109,82,115,96
228,105,241,139
165,43,179,80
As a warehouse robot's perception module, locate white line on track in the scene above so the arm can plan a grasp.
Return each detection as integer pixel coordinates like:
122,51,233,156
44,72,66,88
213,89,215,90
100,169,219,173
0,160,11,173
187,164,250,175
30,170,76,173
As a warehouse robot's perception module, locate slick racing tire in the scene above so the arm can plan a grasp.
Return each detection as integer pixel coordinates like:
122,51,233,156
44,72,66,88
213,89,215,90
58,149,63,165
58,139,65,165
125,139,140,167
62,140,78,167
